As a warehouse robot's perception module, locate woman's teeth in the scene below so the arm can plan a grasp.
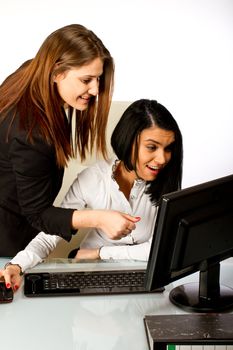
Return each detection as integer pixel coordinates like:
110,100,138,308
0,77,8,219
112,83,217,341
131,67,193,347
148,165,159,170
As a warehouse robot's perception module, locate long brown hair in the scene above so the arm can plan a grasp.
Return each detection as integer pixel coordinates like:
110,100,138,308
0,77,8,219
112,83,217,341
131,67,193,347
0,24,114,167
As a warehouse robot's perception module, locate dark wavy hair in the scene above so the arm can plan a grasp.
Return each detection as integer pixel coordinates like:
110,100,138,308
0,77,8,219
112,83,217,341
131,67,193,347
111,99,183,204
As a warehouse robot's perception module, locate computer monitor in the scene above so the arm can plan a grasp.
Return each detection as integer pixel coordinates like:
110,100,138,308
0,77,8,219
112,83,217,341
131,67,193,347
145,174,233,312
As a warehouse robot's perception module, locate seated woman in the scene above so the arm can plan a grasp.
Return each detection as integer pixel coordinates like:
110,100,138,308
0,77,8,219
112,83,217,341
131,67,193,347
0,99,183,291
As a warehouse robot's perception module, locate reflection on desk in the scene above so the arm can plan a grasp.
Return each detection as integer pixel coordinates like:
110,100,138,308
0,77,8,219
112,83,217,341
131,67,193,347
0,258,232,350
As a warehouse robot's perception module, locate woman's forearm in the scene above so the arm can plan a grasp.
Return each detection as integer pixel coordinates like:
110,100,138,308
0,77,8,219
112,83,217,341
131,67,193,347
10,232,61,272
100,239,152,261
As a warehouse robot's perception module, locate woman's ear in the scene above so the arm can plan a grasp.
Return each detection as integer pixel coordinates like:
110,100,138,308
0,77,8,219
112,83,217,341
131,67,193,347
53,72,65,83
53,65,66,83
53,73,60,83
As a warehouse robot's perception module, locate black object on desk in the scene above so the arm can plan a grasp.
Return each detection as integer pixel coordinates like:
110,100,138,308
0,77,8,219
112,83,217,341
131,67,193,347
145,174,233,313
0,281,13,303
24,270,164,296
144,313,233,350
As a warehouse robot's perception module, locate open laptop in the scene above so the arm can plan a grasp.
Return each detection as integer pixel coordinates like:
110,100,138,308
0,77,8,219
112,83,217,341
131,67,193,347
24,258,164,297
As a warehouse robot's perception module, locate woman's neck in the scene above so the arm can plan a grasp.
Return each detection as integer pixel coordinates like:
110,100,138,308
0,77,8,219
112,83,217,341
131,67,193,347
114,161,137,200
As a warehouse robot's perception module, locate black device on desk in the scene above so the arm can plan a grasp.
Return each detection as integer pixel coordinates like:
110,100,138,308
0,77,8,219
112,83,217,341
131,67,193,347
24,268,164,296
0,282,13,303
145,173,233,312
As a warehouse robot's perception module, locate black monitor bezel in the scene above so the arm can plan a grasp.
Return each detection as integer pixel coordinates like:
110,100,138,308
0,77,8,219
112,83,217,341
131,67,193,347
145,173,233,292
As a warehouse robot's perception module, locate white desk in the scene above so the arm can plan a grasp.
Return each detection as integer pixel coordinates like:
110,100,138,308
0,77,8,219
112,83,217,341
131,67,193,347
0,258,232,350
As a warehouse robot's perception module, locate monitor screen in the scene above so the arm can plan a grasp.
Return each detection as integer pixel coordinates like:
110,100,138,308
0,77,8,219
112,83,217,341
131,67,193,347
145,174,233,312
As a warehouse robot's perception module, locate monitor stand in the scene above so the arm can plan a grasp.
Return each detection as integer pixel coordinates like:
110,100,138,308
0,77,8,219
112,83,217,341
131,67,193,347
169,261,233,312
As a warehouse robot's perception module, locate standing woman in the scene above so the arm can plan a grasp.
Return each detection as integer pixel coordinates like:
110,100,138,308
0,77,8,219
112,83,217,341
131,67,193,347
0,24,138,257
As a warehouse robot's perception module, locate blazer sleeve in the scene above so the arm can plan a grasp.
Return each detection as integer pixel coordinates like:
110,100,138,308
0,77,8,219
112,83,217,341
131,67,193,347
8,135,75,241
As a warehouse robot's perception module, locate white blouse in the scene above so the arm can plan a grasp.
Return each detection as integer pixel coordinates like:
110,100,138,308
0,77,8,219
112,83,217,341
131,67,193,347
11,158,157,272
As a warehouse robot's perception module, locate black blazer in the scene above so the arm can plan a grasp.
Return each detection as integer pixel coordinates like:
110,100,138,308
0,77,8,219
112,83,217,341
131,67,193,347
0,111,75,257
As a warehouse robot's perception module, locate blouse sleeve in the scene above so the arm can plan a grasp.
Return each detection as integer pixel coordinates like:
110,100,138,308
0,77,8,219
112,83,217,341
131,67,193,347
10,232,62,272
8,136,75,241
99,237,152,262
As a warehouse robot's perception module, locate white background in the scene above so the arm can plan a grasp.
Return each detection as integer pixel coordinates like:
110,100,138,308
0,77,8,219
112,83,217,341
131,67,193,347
1,0,233,188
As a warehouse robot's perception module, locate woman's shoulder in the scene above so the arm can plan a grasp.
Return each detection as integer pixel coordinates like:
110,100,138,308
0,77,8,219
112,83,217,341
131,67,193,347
83,157,116,175
77,157,116,185
0,109,54,155
95,157,116,172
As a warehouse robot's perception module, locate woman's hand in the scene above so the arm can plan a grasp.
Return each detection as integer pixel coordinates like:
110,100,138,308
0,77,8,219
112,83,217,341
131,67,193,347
96,211,141,239
0,264,22,292
72,209,141,240
75,248,100,260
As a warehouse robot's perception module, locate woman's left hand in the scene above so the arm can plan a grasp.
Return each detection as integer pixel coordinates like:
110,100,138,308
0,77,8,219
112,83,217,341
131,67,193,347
75,248,100,260
0,264,22,292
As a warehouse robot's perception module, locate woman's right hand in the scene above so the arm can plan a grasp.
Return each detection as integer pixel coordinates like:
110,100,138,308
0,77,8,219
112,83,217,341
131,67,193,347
72,209,141,240
0,264,22,292
95,210,141,239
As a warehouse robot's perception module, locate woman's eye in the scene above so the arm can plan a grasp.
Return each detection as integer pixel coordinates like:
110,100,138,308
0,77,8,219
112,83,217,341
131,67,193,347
81,77,101,85
81,79,91,84
146,145,156,151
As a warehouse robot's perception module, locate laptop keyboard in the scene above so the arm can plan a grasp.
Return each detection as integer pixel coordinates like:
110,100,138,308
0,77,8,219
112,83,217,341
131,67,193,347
24,270,150,296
